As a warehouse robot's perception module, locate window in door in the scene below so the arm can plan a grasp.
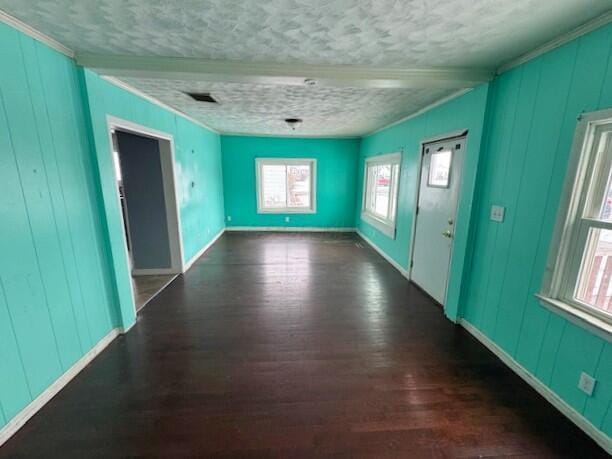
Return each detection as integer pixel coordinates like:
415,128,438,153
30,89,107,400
256,158,316,213
539,111,612,333
361,152,401,238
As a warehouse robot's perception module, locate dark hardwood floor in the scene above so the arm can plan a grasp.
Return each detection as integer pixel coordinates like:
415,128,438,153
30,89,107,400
1,232,607,458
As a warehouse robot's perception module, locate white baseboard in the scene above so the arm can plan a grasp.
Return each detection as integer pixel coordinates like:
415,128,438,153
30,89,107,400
182,228,225,272
459,319,612,455
356,230,410,279
225,226,356,232
0,328,121,447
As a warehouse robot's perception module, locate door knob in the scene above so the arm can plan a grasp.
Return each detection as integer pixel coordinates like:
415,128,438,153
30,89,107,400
448,219,454,225
442,229,453,238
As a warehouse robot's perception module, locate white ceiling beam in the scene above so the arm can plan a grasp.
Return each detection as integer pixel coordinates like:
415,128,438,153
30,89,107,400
76,53,493,89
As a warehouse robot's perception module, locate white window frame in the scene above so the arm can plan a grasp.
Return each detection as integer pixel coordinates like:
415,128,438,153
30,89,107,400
361,152,402,239
255,158,317,214
538,109,612,338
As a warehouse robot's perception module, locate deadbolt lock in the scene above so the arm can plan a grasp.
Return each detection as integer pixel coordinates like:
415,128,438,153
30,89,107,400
442,229,453,238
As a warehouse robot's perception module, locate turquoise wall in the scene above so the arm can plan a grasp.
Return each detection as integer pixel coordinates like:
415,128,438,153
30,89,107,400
0,23,118,426
0,22,225,430
461,23,612,437
221,136,360,228
82,70,225,329
356,85,490,321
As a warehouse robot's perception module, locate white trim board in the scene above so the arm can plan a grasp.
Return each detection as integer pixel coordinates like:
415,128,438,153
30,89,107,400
0,9,74,58
182,228,226,272
356,230,410,279
225,226,356,232
102,77,219,134
366,89,472,137
459,319,612,455
0,327,124,447
497,11,612,74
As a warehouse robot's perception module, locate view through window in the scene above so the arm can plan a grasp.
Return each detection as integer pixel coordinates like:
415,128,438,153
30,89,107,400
257,159,315,213
362,152,401,237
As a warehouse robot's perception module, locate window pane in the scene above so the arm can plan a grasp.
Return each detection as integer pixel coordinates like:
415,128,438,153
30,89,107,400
262,165,287,208
389,164,400,221
576,227,612,314
598,167,612,221
374,164,391,217
287,165,311,208
367,165,377,213
428,150,452,187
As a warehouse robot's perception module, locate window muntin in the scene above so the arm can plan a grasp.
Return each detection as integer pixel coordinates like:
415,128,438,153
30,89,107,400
361,152,401,238
256,159,316,213
541,115,612,331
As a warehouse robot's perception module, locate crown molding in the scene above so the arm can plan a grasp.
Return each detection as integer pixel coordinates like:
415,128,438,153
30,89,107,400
0,9,74,57
497,11,612,74
101,76,219,134
364,88,472,137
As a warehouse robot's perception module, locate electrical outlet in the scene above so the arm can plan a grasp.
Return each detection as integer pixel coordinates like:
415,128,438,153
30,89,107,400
578,372,596,396
285,216,290,223
227,215,232,222
490,205,505,223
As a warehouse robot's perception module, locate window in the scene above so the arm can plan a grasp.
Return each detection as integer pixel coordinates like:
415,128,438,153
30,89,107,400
539,110,612,334
428,149,452,187
256,158,316,213
361,152,401,238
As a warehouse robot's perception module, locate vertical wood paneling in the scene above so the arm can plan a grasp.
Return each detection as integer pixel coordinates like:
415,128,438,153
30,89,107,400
462,69,522,329
507,43,577,370
0,22,119,427
461,22,612,433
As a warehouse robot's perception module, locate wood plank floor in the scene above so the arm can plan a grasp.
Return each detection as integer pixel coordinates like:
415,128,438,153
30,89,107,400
1,232,607,458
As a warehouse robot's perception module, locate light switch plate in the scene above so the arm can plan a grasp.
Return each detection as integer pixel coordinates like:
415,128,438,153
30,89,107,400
227,215,232,222
285,216,290,222
578,372,596,396
490,205,505,223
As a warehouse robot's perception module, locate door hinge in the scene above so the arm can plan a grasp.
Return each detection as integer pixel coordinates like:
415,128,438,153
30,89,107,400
410,260,414,268
416,206,419,215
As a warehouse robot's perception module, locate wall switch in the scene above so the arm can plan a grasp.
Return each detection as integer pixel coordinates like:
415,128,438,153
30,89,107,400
227,215,232,222
578,372,596,396
490,205,505,223
285,216,290,223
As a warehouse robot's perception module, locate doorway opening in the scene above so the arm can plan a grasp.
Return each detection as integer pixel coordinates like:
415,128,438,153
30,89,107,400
108,117,184,312
410,132,467,306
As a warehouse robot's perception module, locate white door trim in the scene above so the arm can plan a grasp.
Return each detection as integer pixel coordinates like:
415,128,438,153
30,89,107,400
408,130,468,304
106,116,185,317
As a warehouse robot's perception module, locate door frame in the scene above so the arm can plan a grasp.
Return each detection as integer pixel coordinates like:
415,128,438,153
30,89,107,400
106,116,185,284
408,129,468,306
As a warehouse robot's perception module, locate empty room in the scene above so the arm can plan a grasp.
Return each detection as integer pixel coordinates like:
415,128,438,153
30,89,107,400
0,1,611,457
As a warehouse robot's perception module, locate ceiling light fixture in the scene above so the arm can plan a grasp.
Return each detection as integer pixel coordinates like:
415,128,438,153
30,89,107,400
304,78,316,86
284,118,303,131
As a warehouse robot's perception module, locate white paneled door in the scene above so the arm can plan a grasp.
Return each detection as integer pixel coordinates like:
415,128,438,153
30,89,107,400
411,136,466,305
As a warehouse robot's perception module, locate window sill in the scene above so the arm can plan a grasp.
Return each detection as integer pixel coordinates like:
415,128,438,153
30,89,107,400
535,294,612,341
361,212,396,239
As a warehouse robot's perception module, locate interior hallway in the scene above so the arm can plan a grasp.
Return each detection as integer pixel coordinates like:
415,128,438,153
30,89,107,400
1,232,606,458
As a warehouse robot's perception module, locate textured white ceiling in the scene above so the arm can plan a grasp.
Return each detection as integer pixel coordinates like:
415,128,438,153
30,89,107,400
119,78,457,136
1,0,609,135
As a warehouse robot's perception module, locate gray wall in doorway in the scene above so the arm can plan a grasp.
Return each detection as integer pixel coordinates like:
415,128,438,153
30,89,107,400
116,131,172,270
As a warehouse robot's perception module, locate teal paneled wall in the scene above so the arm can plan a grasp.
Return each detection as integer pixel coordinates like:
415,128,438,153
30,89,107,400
0,23,117,426
82,70,225,328
356,85,490,320
461,23,612,436
221,136,360,227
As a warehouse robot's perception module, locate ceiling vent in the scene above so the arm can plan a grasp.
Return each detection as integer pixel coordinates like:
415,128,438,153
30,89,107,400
185,92,218,103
